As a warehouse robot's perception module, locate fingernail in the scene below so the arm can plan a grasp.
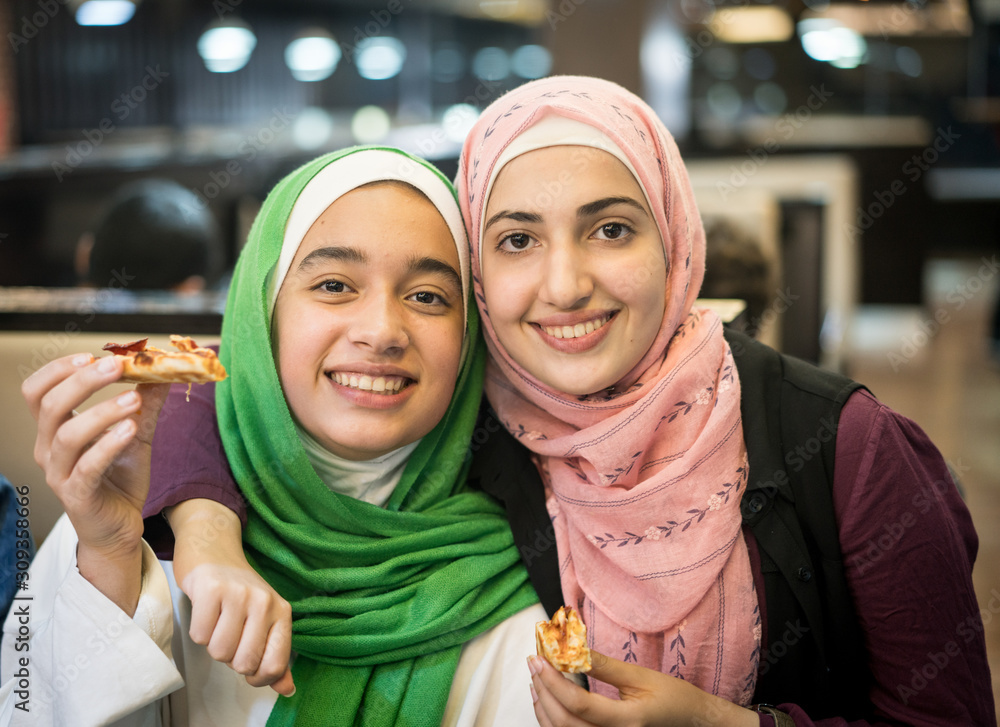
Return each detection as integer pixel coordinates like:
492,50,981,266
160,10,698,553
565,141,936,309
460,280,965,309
98,356,118,373
529,683,538,704
72,354,91,367
287,686,296,697
117,391,138,407
114,419,135,439
526,655,539,676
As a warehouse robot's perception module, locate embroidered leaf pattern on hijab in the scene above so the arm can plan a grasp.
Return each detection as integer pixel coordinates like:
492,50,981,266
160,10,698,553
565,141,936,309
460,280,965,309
565,459,589,483
622,631,638,663
587,463,748,548
604,451,642,485
669,620,688,678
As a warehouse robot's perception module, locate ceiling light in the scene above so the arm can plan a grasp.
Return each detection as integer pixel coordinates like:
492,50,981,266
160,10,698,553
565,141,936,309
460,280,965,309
198,20,257,73
511,44,551,79
710,6,794,44
292,107,334,150
356,37,406,81
442,103,478,144
351,105,391,143
75,0,136,26
433,44,465,83
472,47,509,81
799,18,867,68
286,31,341,82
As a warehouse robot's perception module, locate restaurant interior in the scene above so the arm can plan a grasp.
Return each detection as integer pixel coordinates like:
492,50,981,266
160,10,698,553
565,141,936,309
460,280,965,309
0,0,998,713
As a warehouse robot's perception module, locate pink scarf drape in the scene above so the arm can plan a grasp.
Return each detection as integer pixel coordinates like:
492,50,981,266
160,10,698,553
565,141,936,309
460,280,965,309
457,76,760,704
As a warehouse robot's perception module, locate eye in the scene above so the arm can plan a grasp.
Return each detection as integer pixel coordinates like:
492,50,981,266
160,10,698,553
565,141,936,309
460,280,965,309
594,222,632,241
316,279,352,294
408,290,450,308
496,232,534,254
412,291,439,305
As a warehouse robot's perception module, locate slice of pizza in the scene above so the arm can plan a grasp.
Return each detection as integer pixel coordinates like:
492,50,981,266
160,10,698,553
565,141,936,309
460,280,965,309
102,335,227,384
535,606,592,674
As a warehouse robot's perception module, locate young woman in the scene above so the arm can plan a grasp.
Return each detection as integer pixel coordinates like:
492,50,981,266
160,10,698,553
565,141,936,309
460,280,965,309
90,80,994,726
2,147,543,726
458,76,994,726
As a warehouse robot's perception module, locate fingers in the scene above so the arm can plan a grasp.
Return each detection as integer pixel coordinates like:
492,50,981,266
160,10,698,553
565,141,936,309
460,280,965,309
45,390,142,491
31,356,123,463
531,682,556,727
579,650,639,691
243,603,293,690
132,383,171,444
267,667,295,697
21,352,94,420
185,569,294,692
528,656,605,727
207,604,248,664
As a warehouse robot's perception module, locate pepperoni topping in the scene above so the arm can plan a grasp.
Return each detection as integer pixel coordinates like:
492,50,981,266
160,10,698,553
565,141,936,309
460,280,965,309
102,338,149,356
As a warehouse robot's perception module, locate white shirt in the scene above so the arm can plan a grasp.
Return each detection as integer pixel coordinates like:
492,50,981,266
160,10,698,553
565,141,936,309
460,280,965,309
1,515,547,727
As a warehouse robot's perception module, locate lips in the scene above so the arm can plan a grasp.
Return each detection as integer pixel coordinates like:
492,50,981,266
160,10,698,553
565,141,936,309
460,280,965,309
532,311,617,353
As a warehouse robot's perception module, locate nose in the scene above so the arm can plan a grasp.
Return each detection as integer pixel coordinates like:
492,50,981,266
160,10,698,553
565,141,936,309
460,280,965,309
347,290,409,356
538,239,594,310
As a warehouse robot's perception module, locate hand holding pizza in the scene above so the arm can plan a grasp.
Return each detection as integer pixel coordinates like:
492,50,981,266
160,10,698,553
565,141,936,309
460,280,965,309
528,608,759,727
21,336,225,615
21,352,171,614
527,650,759,727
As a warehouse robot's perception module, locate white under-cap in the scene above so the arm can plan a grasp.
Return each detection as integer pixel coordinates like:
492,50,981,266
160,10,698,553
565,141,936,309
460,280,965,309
266,149,470,326
478,115,653,260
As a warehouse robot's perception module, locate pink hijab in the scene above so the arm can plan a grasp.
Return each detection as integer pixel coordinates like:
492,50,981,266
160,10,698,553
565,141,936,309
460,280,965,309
457,76,760,704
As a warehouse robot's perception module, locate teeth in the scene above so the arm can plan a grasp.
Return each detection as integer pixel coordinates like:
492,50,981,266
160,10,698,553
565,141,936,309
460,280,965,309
332,372,407,394
544,315,610,340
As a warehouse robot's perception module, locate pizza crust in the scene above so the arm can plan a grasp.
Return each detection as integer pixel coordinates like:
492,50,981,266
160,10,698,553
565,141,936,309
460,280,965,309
535,606,592,674
103,335,227,384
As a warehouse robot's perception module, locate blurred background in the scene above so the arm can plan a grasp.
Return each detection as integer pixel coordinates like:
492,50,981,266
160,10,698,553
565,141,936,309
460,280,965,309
0,0,997,710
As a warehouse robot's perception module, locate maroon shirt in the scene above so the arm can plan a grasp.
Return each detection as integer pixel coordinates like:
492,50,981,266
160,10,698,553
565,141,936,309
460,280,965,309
146,383,996,726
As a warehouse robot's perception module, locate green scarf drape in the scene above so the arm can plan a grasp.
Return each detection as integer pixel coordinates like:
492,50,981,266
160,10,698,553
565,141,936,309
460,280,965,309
216,147,538,726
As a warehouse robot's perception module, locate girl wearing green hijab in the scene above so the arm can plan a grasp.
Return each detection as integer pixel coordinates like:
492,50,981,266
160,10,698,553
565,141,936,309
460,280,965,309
8,147,541,726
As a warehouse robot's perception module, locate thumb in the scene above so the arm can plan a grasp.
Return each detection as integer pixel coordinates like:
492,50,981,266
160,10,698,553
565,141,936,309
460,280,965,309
269,667,296,697
586,649,634,687
133,383,172,441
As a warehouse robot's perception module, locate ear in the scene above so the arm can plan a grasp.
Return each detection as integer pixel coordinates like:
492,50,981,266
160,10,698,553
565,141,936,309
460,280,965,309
172,275,206,294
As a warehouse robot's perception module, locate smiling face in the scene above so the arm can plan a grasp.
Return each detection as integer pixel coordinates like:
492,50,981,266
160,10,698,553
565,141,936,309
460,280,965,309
480,146,667,396
272,182,464,460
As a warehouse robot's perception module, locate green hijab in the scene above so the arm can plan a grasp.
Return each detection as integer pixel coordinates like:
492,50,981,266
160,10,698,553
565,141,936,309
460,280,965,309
216,147,538,726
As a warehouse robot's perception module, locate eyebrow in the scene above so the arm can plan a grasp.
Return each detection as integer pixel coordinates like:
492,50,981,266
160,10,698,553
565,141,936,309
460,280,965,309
296,245,462,292
484,196,648,232
407,255,463,294
296,245,367,271
483,209,542,232
577,196,648,218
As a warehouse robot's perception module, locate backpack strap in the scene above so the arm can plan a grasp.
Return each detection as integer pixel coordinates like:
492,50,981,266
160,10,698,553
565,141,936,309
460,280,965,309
726,328,871,716
468,402,564,618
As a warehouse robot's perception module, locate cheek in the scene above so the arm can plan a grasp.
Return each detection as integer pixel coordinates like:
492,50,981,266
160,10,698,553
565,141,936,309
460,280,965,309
272,300,324,393
481,263,532,324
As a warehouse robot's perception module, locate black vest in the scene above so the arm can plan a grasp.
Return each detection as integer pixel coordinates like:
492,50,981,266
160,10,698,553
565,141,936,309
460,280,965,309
470,328,873,717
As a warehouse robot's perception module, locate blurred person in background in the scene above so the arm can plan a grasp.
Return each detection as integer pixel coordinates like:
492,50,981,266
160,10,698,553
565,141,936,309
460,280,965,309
75,178,224,293
701,218,775,338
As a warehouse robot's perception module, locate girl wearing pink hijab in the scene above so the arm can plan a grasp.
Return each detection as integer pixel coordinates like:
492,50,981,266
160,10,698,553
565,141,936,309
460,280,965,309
111,78,992,726
456,76,994,726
